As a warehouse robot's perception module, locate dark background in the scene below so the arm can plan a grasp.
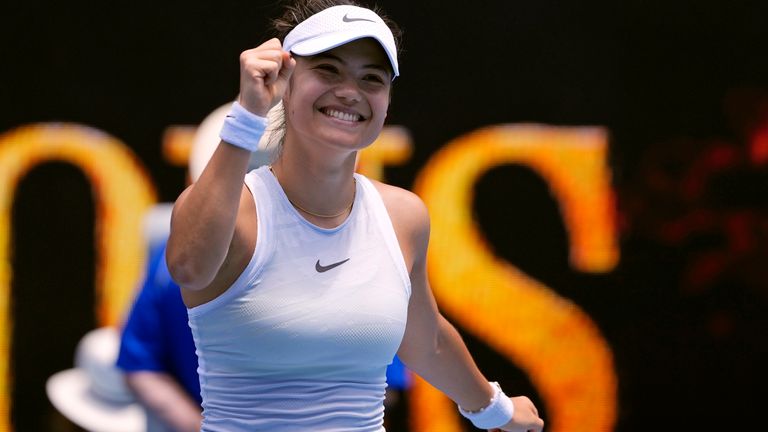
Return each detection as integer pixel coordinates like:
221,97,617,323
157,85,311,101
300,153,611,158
2,0,768,430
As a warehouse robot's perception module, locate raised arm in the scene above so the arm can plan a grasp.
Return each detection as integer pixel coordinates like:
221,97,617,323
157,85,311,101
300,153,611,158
384,185,544,432
166,39,295,291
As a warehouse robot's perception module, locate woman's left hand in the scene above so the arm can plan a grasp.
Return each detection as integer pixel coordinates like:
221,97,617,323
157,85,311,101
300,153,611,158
488,396,544,432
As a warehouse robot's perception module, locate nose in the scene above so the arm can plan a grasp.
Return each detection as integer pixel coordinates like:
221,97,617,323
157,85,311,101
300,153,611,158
333,79,362,104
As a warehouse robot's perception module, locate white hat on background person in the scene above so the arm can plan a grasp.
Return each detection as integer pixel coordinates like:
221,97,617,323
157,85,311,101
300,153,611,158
46,327,146,432
188,99,280,183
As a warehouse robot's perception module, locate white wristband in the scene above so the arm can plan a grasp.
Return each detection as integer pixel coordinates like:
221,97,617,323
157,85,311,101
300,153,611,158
219,101,268,152
458,381,515,430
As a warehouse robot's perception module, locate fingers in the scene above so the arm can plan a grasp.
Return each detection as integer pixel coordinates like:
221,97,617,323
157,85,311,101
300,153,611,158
238,38,294,116
240,48,284,83
501,396,544,432
278,50,296,80
241,38,292,83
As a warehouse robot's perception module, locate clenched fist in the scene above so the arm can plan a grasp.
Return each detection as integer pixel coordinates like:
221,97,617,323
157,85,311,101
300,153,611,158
238,38,296,117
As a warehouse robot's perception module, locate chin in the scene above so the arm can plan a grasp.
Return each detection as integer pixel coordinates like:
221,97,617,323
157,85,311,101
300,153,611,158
321,128,379,150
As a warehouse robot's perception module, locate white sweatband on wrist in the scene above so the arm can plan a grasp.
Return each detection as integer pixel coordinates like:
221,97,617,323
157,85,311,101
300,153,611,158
458,381,515,430
219,101,268,152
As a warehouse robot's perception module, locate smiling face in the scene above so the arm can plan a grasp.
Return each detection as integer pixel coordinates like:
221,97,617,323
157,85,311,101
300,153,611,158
282,38,393,154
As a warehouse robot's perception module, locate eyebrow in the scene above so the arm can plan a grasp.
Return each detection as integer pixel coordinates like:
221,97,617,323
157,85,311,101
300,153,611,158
312,52,391,76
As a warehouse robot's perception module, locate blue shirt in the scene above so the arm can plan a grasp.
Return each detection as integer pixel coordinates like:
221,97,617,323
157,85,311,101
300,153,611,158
116,242,202,405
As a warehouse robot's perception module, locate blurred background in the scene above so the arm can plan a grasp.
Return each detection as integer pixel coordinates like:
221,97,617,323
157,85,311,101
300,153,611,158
1,0,767,430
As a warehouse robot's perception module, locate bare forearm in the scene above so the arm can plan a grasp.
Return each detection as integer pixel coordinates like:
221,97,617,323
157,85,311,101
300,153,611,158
125,372,202,432
401,316,494,411
167,142,250,289
168,37,294,289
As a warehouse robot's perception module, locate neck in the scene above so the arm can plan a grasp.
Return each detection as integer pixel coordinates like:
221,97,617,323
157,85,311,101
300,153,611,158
269,165,356,219
269,152,358,222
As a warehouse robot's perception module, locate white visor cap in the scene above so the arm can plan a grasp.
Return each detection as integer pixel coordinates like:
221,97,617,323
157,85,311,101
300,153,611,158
282,5,399,79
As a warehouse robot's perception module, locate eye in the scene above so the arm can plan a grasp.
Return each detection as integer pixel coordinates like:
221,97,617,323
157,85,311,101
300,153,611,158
363,73,386,85
314,63,339,74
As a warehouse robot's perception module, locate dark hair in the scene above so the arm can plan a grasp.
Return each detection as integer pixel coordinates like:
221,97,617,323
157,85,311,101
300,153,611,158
271,0,402,56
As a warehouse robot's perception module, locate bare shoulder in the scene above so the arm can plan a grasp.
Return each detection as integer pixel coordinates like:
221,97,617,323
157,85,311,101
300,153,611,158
369,179,430,250
371,179,428,218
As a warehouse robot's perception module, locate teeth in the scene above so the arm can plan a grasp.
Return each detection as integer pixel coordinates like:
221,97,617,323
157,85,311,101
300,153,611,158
325,109,360,122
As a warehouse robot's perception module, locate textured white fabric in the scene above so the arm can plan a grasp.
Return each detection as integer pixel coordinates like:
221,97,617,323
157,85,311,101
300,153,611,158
188,166,411,431
283,5,399,78
458,381,516,429
218,101,268,152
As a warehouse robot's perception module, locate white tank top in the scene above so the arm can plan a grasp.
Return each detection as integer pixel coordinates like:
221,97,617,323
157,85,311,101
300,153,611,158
187,166,411,432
